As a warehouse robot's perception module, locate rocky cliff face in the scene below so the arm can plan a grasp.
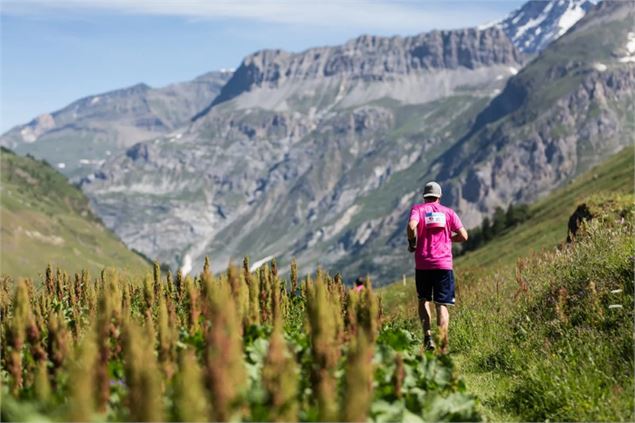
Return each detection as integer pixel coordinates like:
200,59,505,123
80,25,523,277
435,0,635,226
440,66,634,226
200,27,523,115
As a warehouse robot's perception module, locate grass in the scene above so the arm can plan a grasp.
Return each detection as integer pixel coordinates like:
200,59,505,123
0,147,151,280
379,148,635,421
481,217,633,421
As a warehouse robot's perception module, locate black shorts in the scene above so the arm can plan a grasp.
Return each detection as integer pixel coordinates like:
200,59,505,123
415,269,455,305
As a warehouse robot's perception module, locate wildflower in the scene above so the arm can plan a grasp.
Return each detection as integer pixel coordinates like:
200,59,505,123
244,257,260,326
153,261,162,299
45,264,54,296
228,262,248,333
203,256,211,276
26,315,47,362
34,360,51,404
393,353,405,399
96,287,112,411
358,277,380,342
123,321,164,422
47,310,70,373
173,350,209,422
175,270,184,302
55,268,64,302
158,294,177,379
259,265,271,324
67,332,97,422
305,275,340,421
185,276,200,335
121,282,131,324
345,290,359,337
262,320,299,422
341,331,374,422
290,258,299,297
144,308,156,352
143,273,154,312
203,281,246,421
7,280,30,395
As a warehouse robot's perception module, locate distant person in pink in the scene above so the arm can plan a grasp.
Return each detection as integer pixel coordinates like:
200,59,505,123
354,276,365,292
407,181,468,354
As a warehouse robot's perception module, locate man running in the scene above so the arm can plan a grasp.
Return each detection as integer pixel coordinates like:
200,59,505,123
407,181,468,353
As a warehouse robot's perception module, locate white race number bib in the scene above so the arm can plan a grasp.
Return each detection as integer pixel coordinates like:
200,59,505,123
424,212,446,228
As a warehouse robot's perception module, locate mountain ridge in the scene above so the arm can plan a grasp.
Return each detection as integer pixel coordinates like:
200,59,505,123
0,70,232,178
1,0,626,283
204,27,523,113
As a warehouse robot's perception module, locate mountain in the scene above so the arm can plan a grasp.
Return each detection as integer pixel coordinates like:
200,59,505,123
332,0,635,280
2,0,632,284
78,26,524,276
494,0,595,53
0,147,151,279
437,0,635,224
0,71,232,178
204,28,522,112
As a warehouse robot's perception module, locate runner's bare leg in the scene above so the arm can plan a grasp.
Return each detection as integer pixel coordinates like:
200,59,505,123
436,304,449,353
418,300,432,336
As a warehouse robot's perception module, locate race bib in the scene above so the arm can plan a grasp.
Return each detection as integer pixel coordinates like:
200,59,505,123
424,212,446,228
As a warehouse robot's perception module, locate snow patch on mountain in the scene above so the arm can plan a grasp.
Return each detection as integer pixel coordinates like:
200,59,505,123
495,0,595,53
619,32,635,63
626,32,635,54
556,1,587,37
593,62,607,72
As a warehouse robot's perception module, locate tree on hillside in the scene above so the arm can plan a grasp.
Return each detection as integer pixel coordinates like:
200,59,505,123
492,207,506,235
481,217,492,242
459,202,531,256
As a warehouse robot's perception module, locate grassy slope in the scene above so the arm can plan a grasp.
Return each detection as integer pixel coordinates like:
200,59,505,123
0,148,151,280
458,145,634,271
379,147,634,420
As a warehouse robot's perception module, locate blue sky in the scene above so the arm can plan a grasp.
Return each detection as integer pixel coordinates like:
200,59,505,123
0,0,524,133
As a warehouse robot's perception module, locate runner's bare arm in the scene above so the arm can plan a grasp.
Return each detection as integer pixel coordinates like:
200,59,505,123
407,219,418,240
407,219,418,251
451,227,468,243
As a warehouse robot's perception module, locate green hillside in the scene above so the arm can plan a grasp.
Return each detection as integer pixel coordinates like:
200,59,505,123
0,147,151,280
379,147,635,420
457,145,634,272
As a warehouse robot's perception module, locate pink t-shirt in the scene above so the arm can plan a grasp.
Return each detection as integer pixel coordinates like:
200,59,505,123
409,202,464,270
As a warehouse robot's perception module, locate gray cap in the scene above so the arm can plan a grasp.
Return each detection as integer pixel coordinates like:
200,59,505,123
423,181,442,198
